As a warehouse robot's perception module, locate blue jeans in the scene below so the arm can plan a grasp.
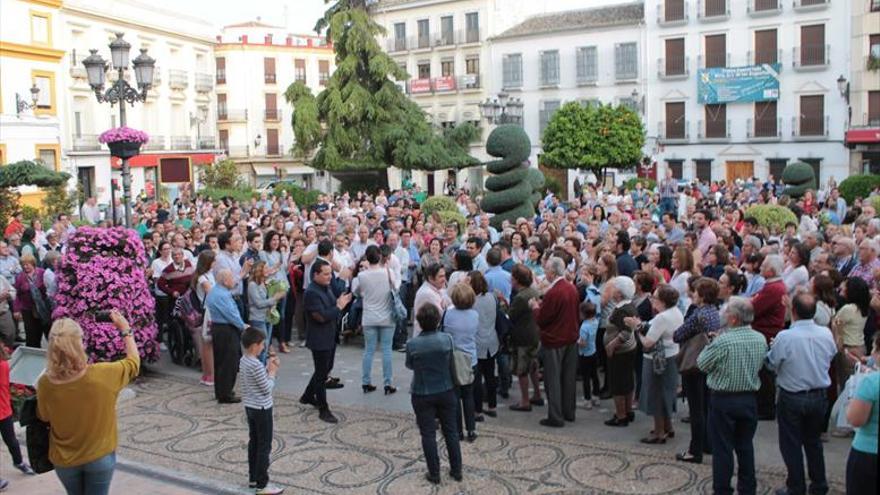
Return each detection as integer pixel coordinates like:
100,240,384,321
777,389,829,495
362,325,394,386
250,320,271,364
660,197,676,217
709,392,758,495
55,452,116,495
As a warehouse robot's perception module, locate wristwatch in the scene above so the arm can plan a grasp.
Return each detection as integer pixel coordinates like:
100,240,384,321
120,329,133,338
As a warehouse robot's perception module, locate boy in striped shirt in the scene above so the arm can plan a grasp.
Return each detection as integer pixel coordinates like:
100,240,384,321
240,327,284,494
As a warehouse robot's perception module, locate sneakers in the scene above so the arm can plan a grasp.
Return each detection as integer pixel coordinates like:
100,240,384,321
199,376,214,387
255,484,285,494
578,400,593,410
14,463,35,475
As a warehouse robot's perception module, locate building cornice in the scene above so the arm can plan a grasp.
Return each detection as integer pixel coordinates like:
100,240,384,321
0,41,65,62
214,43,333,55
23,0,63,8
371,0,465,14
60,4,216,46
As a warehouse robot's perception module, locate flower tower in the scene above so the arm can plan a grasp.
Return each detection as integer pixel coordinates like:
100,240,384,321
52,227,159,363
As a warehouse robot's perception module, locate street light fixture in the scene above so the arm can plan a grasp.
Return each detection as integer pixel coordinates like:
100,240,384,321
83,32,156,228
254,134,263,149
190,106,209,148
15,84,40,116
630,88,645,114
479,92,523,125
837,75,851,127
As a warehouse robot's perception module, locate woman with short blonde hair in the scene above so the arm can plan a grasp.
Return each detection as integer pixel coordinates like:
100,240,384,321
37,311,140,495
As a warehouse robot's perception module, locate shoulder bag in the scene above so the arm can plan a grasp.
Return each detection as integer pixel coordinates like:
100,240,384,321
675,331,710,374
441,311,474,386
386,267,407,325
27,274,52,324
19,396,53,474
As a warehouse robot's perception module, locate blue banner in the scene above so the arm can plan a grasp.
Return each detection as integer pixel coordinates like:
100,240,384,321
697,63,781,104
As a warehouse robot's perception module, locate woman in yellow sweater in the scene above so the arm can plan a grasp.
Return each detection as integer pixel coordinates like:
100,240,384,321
37,310,140,495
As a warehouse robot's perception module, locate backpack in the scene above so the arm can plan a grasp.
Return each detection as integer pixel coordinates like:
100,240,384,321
173,288,204,330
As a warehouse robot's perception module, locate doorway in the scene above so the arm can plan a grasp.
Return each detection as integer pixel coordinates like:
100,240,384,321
77,167,95,205
726,161,754,183
426,172,435,196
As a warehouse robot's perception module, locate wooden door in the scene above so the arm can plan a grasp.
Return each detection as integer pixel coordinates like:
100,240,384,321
726,161,754,183
426,172,435,196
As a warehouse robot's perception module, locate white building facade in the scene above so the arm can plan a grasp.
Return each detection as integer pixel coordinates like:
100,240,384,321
844,0,880,175
645,0,851,185
488,2,647,196
214,21,335,189
60,0,222,206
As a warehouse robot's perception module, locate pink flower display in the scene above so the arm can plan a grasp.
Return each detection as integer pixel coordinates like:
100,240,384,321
98,126,150,144
52,226,159,363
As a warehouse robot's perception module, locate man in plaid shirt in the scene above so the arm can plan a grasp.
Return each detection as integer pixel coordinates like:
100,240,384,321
698,297,768,495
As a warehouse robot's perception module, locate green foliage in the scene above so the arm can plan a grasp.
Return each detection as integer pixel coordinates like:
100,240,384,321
42,184,76,219
0,160,70,188
622,177,657,191
543,176,563,197
838,175,880,204
19,205,41,224
781,161,817,199
541,102,645,176
436,210,466,231
745,204,798,233
198,159,242,189
479,125,543,228
422,196,458,216
199,186,256,202
869,196,880,216
337,173,387,196
271,182,321,207
287,3,478,171
0,189,19,234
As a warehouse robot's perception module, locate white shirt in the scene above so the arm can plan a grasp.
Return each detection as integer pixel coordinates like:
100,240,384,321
412,281,450,337
782,264,809,296
393,246,410,283
645,307,683,358
150,256,173,296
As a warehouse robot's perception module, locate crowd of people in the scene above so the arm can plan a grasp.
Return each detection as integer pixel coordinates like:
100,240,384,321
1,168,878,494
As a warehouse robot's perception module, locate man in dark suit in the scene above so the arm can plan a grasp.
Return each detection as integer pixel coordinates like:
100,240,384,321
300,259,352,423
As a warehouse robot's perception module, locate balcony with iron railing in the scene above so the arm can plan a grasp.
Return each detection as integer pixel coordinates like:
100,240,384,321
265,144,282,157
71,134,101,151
196,137,216,150
857,113,880,127
658,120,690,142
697,119,731,141
195,73,213,92
698,53,730,69
697,0,729,21
793,45,829,70
747,117,782,140
170,136,192,149
540,71,561,87
226,146,249,157
168,70,188,90
458,73,481,91
217,108,248,121
747,0,782,15
415,34,431,50
615,67,638,81
216,68,226,84
264,108,283,121
658,55,690,79
793,0,829,11
69,50,88,79
319,73,330,86
460,28,482,44
576,70,598,85
792,115,829,139
142,135,166,151
656,1,689,26
747,50,783,67
867,55,880,71
434,30,456,49
264,72,277,84
387,37,408,53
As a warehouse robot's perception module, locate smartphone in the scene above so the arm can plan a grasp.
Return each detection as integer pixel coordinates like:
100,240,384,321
93,311,112,323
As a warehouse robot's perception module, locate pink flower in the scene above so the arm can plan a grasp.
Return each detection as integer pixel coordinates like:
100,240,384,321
98,127,150,144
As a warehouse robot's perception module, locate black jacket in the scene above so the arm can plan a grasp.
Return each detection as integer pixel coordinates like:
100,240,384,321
304,283,340,351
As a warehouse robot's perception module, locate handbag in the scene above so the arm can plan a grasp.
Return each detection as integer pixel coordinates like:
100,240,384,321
494,296,511,348
19,396,53,474
27,274,51,324
676,332,710,374
441,311,474,386
386,268,407,325
651,338,667,375
835,362,869,430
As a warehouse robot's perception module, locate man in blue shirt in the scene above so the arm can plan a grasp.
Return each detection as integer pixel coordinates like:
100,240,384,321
496,240,516,273
765,293,837,495
484,248,511,303
206,269,248,404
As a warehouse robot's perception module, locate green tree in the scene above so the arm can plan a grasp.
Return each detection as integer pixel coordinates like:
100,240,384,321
0,160,70,233
285,1,478,172
198,159,242,189
541,102,645,178
42,184,77,219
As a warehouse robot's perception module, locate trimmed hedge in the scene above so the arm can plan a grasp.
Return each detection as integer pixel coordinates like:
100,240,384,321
200,187,256,202
869,195,880,215
839,175,880,204
622,177,656,191
422,196,458,216
436,210,467,231
271,183,320,207
745,204,797,233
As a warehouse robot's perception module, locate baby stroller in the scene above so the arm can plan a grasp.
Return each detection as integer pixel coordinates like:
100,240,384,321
169,290,201,367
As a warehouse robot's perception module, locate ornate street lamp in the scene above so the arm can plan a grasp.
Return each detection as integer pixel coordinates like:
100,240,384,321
479,92,523,125
837,75,851,126
83,32,156,228
15,84,40,116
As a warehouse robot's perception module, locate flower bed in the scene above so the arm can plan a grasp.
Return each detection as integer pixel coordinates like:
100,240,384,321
52,227,159,363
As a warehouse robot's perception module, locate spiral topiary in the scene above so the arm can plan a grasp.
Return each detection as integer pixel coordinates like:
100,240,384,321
480,125,545,229
781,161,817,199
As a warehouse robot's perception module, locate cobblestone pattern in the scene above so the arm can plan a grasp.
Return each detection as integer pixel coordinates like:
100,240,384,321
116,375,843,494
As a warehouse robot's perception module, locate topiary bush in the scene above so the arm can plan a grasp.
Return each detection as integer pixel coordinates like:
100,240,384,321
53,226,159,363
272,182,320,207
839,175,880,204
436,210,467,231
422,196,458,217
869,195,880,216
745,204,798,233
200,186,256,203
781,161,817,198
622,177,656,191
480,125,545,228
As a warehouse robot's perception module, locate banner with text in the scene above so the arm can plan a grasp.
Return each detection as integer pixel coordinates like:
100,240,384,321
697,63,780,105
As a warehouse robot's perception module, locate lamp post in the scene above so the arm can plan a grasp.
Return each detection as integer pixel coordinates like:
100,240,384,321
630,88,646,114
190,106,208,149
837,74,851,127
82,32,155,228
15,84,40,116
479,91,524,125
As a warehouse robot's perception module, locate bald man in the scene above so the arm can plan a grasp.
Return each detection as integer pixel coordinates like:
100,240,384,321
206,269,247,403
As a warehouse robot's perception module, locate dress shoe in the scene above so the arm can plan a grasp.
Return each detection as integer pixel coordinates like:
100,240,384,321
675,452,702,464
318,410,339,424
299,396,318,408
627,411,635,422
466,431,477,443
449,470,463,482
218,396,241,404
425,472,440,485
484,409,497,418
325,381,345,390
529,398,545,406
539,418,564,428
604,416,629,427
509,404,532,412
384,385,397,395
362,384,377,393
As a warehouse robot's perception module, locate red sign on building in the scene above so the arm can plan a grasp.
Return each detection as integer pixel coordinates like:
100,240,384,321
410,78,432,94
433,76,456,92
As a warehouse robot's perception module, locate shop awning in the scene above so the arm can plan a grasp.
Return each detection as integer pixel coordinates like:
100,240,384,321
253,164,277,177
846,128,880,145
110,152,219,168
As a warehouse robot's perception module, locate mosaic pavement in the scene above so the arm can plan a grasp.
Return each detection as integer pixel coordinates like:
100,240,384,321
116,374,844,494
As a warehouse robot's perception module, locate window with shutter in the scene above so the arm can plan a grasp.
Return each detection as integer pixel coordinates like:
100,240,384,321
466,13,480,42
417,19,430,49
704,104,727,138
576,46,597,84
539,100,561,137
319,60,330,85
695,160,712,182
665,0,685,21
440,16,454,45
704,34,726,68
265,93,278,120
754,0,778,11
394,23,406,50
867,91,879,126
295,59,306,83
799,94,824,136
753,29,777,64
502,53,522,88
768,159,787,179
540,50,559,86
799,24,825,66
753,101,777,137
264,58,276,84
216,57,226,84
666,160,683,179
217,94,227,120
665,38,685,75
615,43,637,80
267,129,280,156
665,102,686,139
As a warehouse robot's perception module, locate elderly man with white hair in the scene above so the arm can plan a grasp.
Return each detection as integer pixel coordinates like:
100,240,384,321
205,268,248,404
832,236,858,277
600,276,639,427
849,239,880,289
529,256,580,428
698,296,768,495
750,254,787,420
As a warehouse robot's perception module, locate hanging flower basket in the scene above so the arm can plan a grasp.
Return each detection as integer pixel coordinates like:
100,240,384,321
99,127,150,159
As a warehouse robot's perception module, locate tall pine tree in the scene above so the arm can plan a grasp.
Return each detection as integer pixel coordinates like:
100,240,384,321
285,0,478,172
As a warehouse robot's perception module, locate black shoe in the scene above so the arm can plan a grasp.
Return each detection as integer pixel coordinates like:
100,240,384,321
299,396,318,408
474,414,485,422
680,416,691,424
539,418,564,428
384,385,397,395
218,396,241,404
627,411,635,422
598,391,611,400
425,472,440,485
484,409,497,418
604,416,629,427
675,452,702,464
319,409,339,424
499,392,509,399
325,381,345,390
564,416,575,423
362,384,377,393
393,346,407,353
466,431,477,443
329,376,340,383
449,470,463,482
529,398,545,406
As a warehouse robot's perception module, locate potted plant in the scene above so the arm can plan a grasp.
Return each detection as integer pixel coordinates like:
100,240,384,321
98,126,150,159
